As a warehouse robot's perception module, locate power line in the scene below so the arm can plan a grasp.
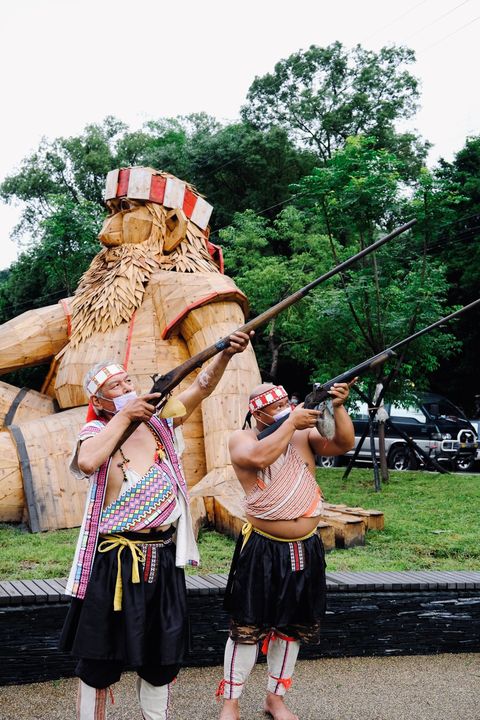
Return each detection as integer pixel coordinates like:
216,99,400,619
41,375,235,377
419,11,480,52
406,0,473,40
363,0,432,42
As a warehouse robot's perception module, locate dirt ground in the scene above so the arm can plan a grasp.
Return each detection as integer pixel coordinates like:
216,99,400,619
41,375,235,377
1,652,479,719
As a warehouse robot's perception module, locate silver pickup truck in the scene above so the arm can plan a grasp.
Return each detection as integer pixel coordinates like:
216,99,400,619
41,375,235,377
318,393,478,472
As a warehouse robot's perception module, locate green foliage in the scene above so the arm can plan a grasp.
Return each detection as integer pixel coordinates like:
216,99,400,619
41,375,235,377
317,469,480,571
0,196,101,323
220,207,333,379
242,42,423,166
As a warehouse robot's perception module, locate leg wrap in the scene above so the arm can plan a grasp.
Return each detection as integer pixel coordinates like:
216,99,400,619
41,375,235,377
266,633,300,696
217,638,258,700
136,677,171,720
77,680,107,720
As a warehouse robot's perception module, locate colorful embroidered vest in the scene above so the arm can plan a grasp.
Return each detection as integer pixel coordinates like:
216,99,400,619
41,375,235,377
66,415,188,599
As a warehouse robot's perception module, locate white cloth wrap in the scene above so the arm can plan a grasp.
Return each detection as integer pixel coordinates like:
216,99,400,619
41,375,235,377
135,677,171,720
266,635,300,696
222,638,258,699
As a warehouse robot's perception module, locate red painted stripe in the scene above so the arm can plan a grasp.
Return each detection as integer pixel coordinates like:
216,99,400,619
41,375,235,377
59,298,72,337
150,174,166,204
123,311,136,369
183,188,197,218
117,168,130,197
161,290,248,339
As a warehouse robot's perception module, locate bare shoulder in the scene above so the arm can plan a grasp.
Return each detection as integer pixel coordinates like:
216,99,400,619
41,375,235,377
229,427,256,449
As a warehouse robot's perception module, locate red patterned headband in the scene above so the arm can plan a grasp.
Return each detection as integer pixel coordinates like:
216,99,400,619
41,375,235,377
86,363,125,396
104,167,213,231
248,385,288,414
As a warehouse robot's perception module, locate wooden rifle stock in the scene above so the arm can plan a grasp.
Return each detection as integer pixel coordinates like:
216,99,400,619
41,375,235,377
112,220,416,450
258,297,480,439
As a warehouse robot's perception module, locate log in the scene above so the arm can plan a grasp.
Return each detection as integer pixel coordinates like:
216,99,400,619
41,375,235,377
317,508,366,548
324,502,385,531
0,382,56,428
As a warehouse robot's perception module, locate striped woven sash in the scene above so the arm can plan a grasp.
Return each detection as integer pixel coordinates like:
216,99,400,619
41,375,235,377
99,463,178,534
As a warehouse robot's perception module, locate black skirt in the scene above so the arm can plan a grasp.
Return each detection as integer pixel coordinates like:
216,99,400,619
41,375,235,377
59,528,187,667
224,530,327,630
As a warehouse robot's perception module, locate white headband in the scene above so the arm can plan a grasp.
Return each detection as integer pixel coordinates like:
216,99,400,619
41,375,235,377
86,363,125,396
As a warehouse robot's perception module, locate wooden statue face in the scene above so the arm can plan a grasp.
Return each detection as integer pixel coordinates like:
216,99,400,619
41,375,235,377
98,201,154,247
98,199,188,253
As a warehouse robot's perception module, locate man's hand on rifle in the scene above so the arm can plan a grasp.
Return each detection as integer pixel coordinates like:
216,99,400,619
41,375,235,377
328,378,357,407
222,330,254,357
117,393,162,422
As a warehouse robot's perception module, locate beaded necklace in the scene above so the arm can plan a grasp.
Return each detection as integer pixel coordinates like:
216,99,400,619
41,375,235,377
117,421,166,482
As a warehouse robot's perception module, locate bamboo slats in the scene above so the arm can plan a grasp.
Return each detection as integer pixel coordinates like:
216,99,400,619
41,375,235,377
0,304,68,374
7,408,87,531
0,382,56,428
0,431,25,522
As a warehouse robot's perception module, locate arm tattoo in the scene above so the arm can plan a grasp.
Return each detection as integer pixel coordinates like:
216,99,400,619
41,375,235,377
197,366,215,390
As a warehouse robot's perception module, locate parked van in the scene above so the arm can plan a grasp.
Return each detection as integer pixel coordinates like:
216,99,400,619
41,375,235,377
318,393,478,472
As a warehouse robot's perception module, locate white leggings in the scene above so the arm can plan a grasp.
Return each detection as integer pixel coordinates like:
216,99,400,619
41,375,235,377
220,632,300,699
77,678,172,720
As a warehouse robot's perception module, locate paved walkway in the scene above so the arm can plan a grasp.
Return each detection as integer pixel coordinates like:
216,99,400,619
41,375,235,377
1,653,479,720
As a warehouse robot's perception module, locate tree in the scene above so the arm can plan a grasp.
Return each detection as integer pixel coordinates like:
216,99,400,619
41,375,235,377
425,136,480,413
0,196,101,322
291,136,457,397
219,207,334,382
242,42,427,174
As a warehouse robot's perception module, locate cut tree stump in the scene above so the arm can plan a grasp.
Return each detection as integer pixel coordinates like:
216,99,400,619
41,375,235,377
324,502,385,531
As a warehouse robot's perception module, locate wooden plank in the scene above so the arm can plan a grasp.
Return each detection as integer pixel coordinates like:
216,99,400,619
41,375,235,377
9,580,37,604
187,575,219,594
207,573,229,589
185,576,211,595
27,579,51,602
0,580,24,605
43,578,69,600
0,583,12,606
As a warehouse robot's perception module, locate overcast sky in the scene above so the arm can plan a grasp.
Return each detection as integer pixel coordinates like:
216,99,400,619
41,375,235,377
1,0,479,269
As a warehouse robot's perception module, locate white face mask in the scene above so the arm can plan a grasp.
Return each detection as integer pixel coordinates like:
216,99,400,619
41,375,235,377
112,390,138,412
273,406,291,422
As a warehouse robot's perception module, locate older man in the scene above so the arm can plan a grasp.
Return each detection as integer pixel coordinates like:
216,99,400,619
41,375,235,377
60,331,251,720
218,382,354,720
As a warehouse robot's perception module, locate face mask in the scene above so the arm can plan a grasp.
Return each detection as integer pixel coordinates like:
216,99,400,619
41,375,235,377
273,407,291,422
111,390,138,412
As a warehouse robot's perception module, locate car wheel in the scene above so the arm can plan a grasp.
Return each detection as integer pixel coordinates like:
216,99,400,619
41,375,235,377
454,455,476,472
387,445,418,471
316,455,340,469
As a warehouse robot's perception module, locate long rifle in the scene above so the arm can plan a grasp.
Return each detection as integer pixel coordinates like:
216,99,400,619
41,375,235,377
257,298,480,439
113,220,416,450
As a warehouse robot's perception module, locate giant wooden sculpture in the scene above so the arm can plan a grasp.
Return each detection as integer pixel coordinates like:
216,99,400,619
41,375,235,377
0,167,261,533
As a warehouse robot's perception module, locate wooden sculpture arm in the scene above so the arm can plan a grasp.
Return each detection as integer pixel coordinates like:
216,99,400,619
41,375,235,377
0,303,70,374
179,302,261,479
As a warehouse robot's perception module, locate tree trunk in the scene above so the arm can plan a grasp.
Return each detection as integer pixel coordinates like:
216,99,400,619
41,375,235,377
378,421,389,483
268,319,280,381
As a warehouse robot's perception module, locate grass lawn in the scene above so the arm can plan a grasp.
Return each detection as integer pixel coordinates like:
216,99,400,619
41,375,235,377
0,468,478,580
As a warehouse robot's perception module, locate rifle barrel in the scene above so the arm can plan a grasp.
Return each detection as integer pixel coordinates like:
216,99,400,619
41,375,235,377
304,298,480,407
151,219,417,395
